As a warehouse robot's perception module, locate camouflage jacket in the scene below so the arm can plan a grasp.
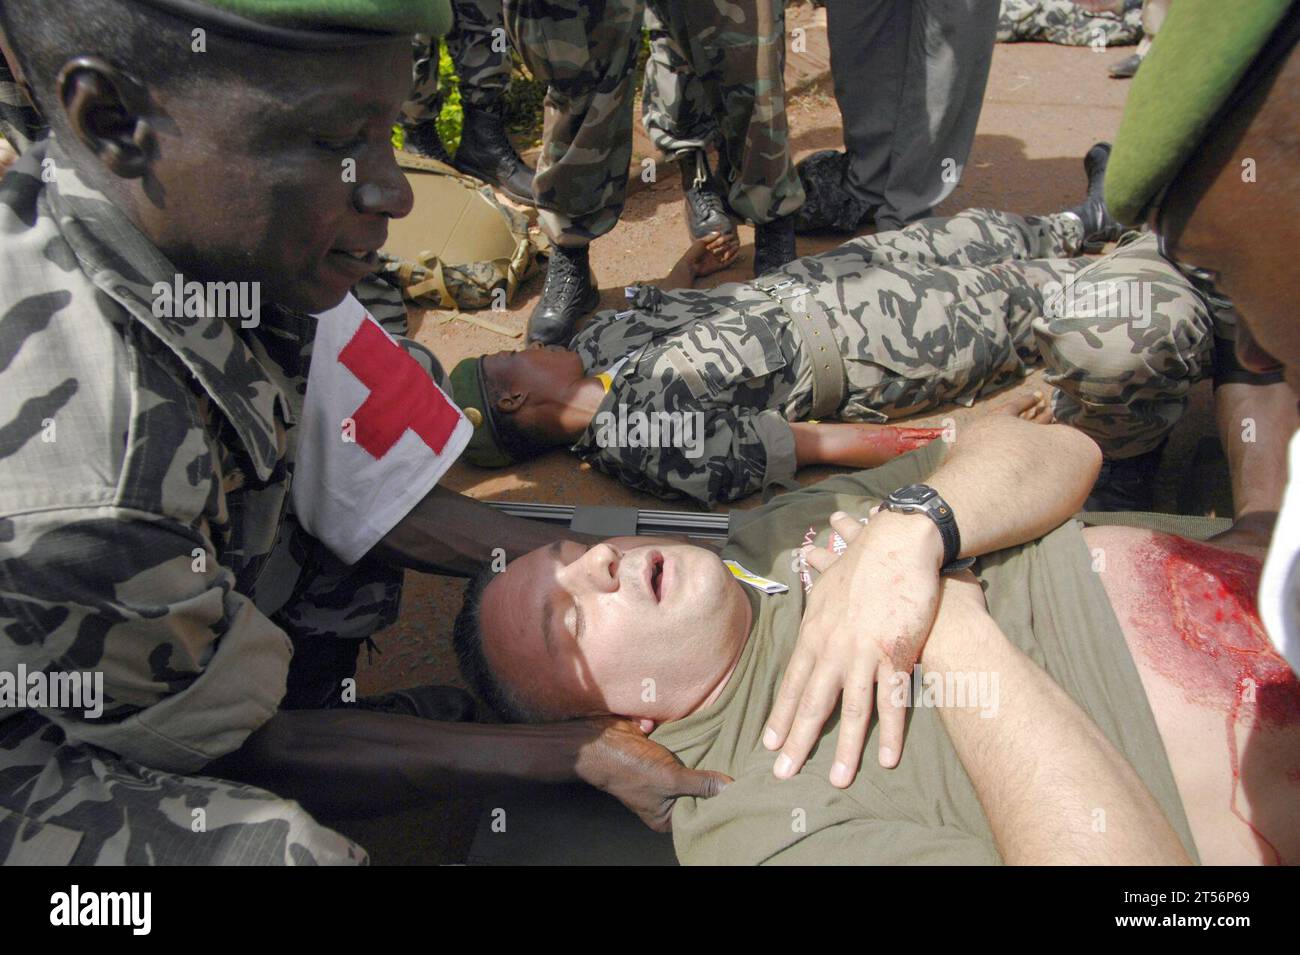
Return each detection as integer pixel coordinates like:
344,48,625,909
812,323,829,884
566,209,1085,505
0,138,413,774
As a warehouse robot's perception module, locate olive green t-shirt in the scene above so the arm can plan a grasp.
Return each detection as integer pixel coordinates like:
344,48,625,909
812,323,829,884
651,442,1199,864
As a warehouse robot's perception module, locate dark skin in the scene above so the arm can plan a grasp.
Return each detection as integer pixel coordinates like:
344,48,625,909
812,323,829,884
1152,25,1300,555
32,28,727,830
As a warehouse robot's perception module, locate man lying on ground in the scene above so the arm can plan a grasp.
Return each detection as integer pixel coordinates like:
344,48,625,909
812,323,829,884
450,145,1294,530
454,415,1300,864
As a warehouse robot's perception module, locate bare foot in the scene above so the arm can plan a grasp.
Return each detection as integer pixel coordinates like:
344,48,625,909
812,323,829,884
997,390,1055,424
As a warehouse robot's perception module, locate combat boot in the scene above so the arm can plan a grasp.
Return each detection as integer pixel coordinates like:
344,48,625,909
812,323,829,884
527,244,599,346
679,149,733,240
754,215,797,276
402,120,452,164
1066,141,1126,249
453,103,537,205
791,149,876,234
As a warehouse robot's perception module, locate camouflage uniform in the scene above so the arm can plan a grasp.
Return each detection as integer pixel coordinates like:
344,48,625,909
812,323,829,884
567,208,1222,505
997,0,1144,46
0,58,43,155
0,139,436,865
402,0,513,128
640,0,804,226
503,0,800,247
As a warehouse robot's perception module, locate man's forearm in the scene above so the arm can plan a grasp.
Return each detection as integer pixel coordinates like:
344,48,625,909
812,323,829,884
206,709,595,819
371,485,598,576
1215,379,1297,523
928,416,1102,558
922,598,1191,865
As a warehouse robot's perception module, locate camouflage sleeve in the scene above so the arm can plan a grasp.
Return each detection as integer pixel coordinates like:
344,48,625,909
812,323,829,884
0,507,292,774
584,405,797,506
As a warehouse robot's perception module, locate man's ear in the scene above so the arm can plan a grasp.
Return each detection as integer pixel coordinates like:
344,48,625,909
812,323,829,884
57,56,155,179
494,389,527,415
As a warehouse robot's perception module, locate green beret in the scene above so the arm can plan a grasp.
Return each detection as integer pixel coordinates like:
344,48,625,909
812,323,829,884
449,357,517,468
1105,0,1295,225
135,0,452,44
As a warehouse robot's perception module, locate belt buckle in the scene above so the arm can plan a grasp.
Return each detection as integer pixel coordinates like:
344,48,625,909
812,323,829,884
755,277,811,301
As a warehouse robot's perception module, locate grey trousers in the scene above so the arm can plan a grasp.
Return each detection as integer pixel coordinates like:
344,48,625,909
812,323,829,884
824,0,1000,228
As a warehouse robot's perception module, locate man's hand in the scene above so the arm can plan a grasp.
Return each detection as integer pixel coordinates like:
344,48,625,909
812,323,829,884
763,509,944,787
0,139,17,177
575,717,731,832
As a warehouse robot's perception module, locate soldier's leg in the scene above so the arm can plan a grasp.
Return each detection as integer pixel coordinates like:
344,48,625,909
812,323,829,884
447,0,537,203
503,0,643,247
873,0,1000,229
641,0,711,160
400,34,454,161
1033,235,1216,460
825,207,1087,273
0,713,365,865
446,0,512,111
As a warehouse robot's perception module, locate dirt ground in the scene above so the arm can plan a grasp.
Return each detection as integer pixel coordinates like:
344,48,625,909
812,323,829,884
338,28,1228,862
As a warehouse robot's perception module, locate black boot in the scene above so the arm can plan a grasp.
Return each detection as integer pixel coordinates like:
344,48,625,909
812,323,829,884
754,215,797,276
528,245,599,346
339,684,478,722
1108,50,1144,79
453,104,536,205
679,149,733,240
792,149,876,234
1066,142,1125,249
1084,439,1167,512
402,120,452,164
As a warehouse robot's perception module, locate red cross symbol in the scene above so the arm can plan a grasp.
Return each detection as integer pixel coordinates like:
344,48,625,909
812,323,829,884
336,318,460,459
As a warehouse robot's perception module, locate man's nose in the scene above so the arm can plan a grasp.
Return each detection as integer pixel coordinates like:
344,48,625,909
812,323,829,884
580,543,621,591
352,156,415,219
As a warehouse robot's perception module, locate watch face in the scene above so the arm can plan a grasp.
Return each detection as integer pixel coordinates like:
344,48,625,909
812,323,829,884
890,484,936,506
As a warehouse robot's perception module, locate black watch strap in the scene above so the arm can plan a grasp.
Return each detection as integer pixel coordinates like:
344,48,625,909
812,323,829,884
881,484,972,574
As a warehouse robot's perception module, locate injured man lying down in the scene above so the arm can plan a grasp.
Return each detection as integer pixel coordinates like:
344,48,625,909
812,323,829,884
453,416,1300,865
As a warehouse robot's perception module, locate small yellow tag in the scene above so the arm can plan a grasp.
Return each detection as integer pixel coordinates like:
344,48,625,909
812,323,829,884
723,560,789,595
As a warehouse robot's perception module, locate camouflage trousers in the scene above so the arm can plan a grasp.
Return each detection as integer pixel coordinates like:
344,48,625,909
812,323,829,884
402,0,513,128
0,59,43,155
0,712,366,864
504,0,800,245
996,0,1144,47
784,208,1220,460
0,522,406,865
641,0,804,225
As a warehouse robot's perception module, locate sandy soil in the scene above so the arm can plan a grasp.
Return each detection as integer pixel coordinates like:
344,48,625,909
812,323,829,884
338,34,1229,862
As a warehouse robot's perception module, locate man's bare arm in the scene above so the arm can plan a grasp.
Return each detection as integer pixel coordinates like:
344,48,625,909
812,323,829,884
767,415,1103,783
923,575,1191,865
1211,378,1299,553
206,709,729,832
371,485,598,577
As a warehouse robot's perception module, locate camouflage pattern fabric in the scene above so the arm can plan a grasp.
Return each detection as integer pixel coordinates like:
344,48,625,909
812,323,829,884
0,58,43,155
641,0,804,225
503,0,799,246
502,0,643,247
566,208,1220,505
997,0,1144,46
402,0,514,128
0,138,435,865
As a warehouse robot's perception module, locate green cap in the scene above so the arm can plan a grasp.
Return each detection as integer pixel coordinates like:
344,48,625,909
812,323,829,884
449,357,517,468
1105,0,1295,225
134,0,452,46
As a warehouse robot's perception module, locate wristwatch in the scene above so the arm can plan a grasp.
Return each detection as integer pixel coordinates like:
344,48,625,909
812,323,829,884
879,484,975,574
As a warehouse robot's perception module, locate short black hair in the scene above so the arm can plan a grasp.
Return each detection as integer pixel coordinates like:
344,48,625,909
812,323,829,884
481,358,563,463
452,565,544,723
